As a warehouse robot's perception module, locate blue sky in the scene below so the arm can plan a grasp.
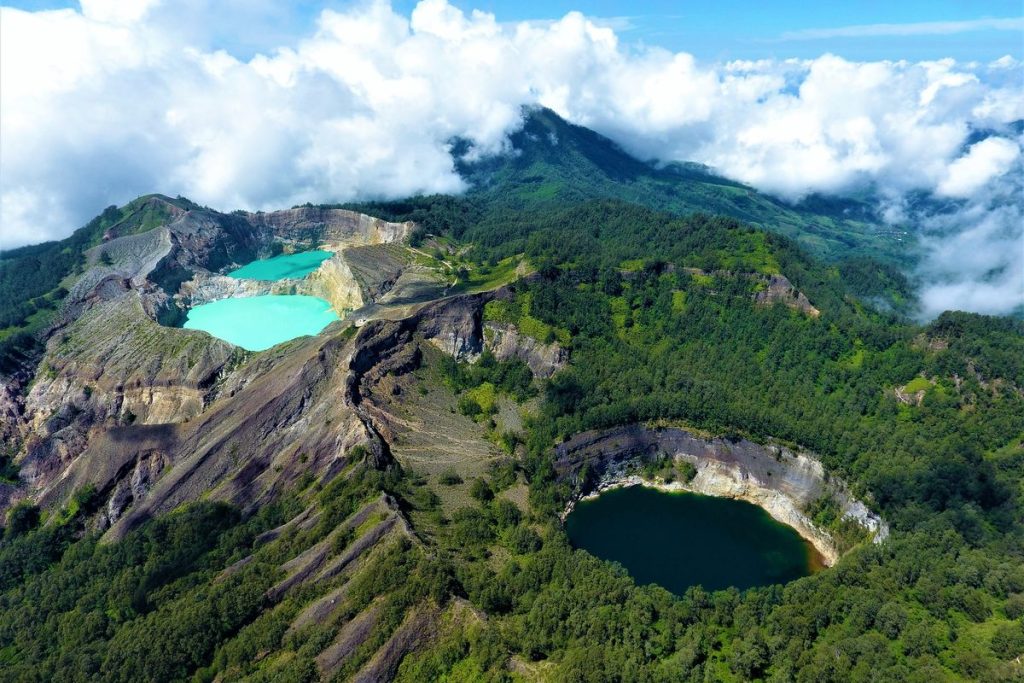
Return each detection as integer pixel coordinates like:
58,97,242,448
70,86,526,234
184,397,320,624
439,0,1024,62
8,0,1023,62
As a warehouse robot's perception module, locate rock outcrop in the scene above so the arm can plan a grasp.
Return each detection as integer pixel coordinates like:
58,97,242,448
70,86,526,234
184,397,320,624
555,424,887,565
99,451,168,528
681,267,819,316
92,327,375,539
308,254,367,312
0,378,25,448
17,287,238,495
243,207,414,246
894,380,930,406
416,295,488,360
175,273,282,305
754,273,820,317
483,321,567,378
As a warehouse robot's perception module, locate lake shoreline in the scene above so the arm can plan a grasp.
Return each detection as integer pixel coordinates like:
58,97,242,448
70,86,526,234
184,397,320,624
564,483,823,593
227,249,333,280
554,426,891,569
563,471,837,568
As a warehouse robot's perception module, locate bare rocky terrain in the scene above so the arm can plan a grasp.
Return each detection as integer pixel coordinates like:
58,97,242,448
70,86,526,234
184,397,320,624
2,201,414,508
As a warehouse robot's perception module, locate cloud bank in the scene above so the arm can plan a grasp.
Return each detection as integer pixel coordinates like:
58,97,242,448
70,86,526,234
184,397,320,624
1,0,1022,317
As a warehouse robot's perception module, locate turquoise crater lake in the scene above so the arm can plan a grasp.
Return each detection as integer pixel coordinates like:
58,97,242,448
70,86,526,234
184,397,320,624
183,295,339,351
227,250,332,281
565,485,819,594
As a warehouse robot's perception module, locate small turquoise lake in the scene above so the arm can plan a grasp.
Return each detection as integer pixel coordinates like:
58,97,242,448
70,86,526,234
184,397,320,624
565,485,819,594
228,250,332,281
183,295,339,351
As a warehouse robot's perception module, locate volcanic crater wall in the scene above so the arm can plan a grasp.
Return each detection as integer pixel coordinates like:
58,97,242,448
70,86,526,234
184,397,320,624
555,424,888,565
0,204,416,520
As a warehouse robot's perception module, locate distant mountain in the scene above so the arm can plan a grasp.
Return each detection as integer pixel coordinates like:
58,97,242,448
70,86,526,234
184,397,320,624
457,107,909,263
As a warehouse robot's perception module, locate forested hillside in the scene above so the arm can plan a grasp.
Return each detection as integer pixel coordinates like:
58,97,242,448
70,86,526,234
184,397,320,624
342,108,918,310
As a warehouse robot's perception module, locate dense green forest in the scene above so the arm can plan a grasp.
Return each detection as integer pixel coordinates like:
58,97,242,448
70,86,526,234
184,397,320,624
331,198,1024,679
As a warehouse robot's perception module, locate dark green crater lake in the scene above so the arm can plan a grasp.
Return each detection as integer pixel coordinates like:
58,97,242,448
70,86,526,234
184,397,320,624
565,485,819,594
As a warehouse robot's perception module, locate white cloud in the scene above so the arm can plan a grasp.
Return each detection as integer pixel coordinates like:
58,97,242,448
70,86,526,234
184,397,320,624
1,1,1022,316
935,137,1021,197
79,0,162,24
916,197,1024,319
989,55,1020,69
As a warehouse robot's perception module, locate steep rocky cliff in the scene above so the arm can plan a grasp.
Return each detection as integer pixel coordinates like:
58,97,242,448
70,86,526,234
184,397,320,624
754,273,820,316
0,201,426,524
243,207,414,246
6,256,497,543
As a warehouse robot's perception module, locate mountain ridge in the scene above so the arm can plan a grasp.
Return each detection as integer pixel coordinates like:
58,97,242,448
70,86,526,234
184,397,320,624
456,107,904,262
